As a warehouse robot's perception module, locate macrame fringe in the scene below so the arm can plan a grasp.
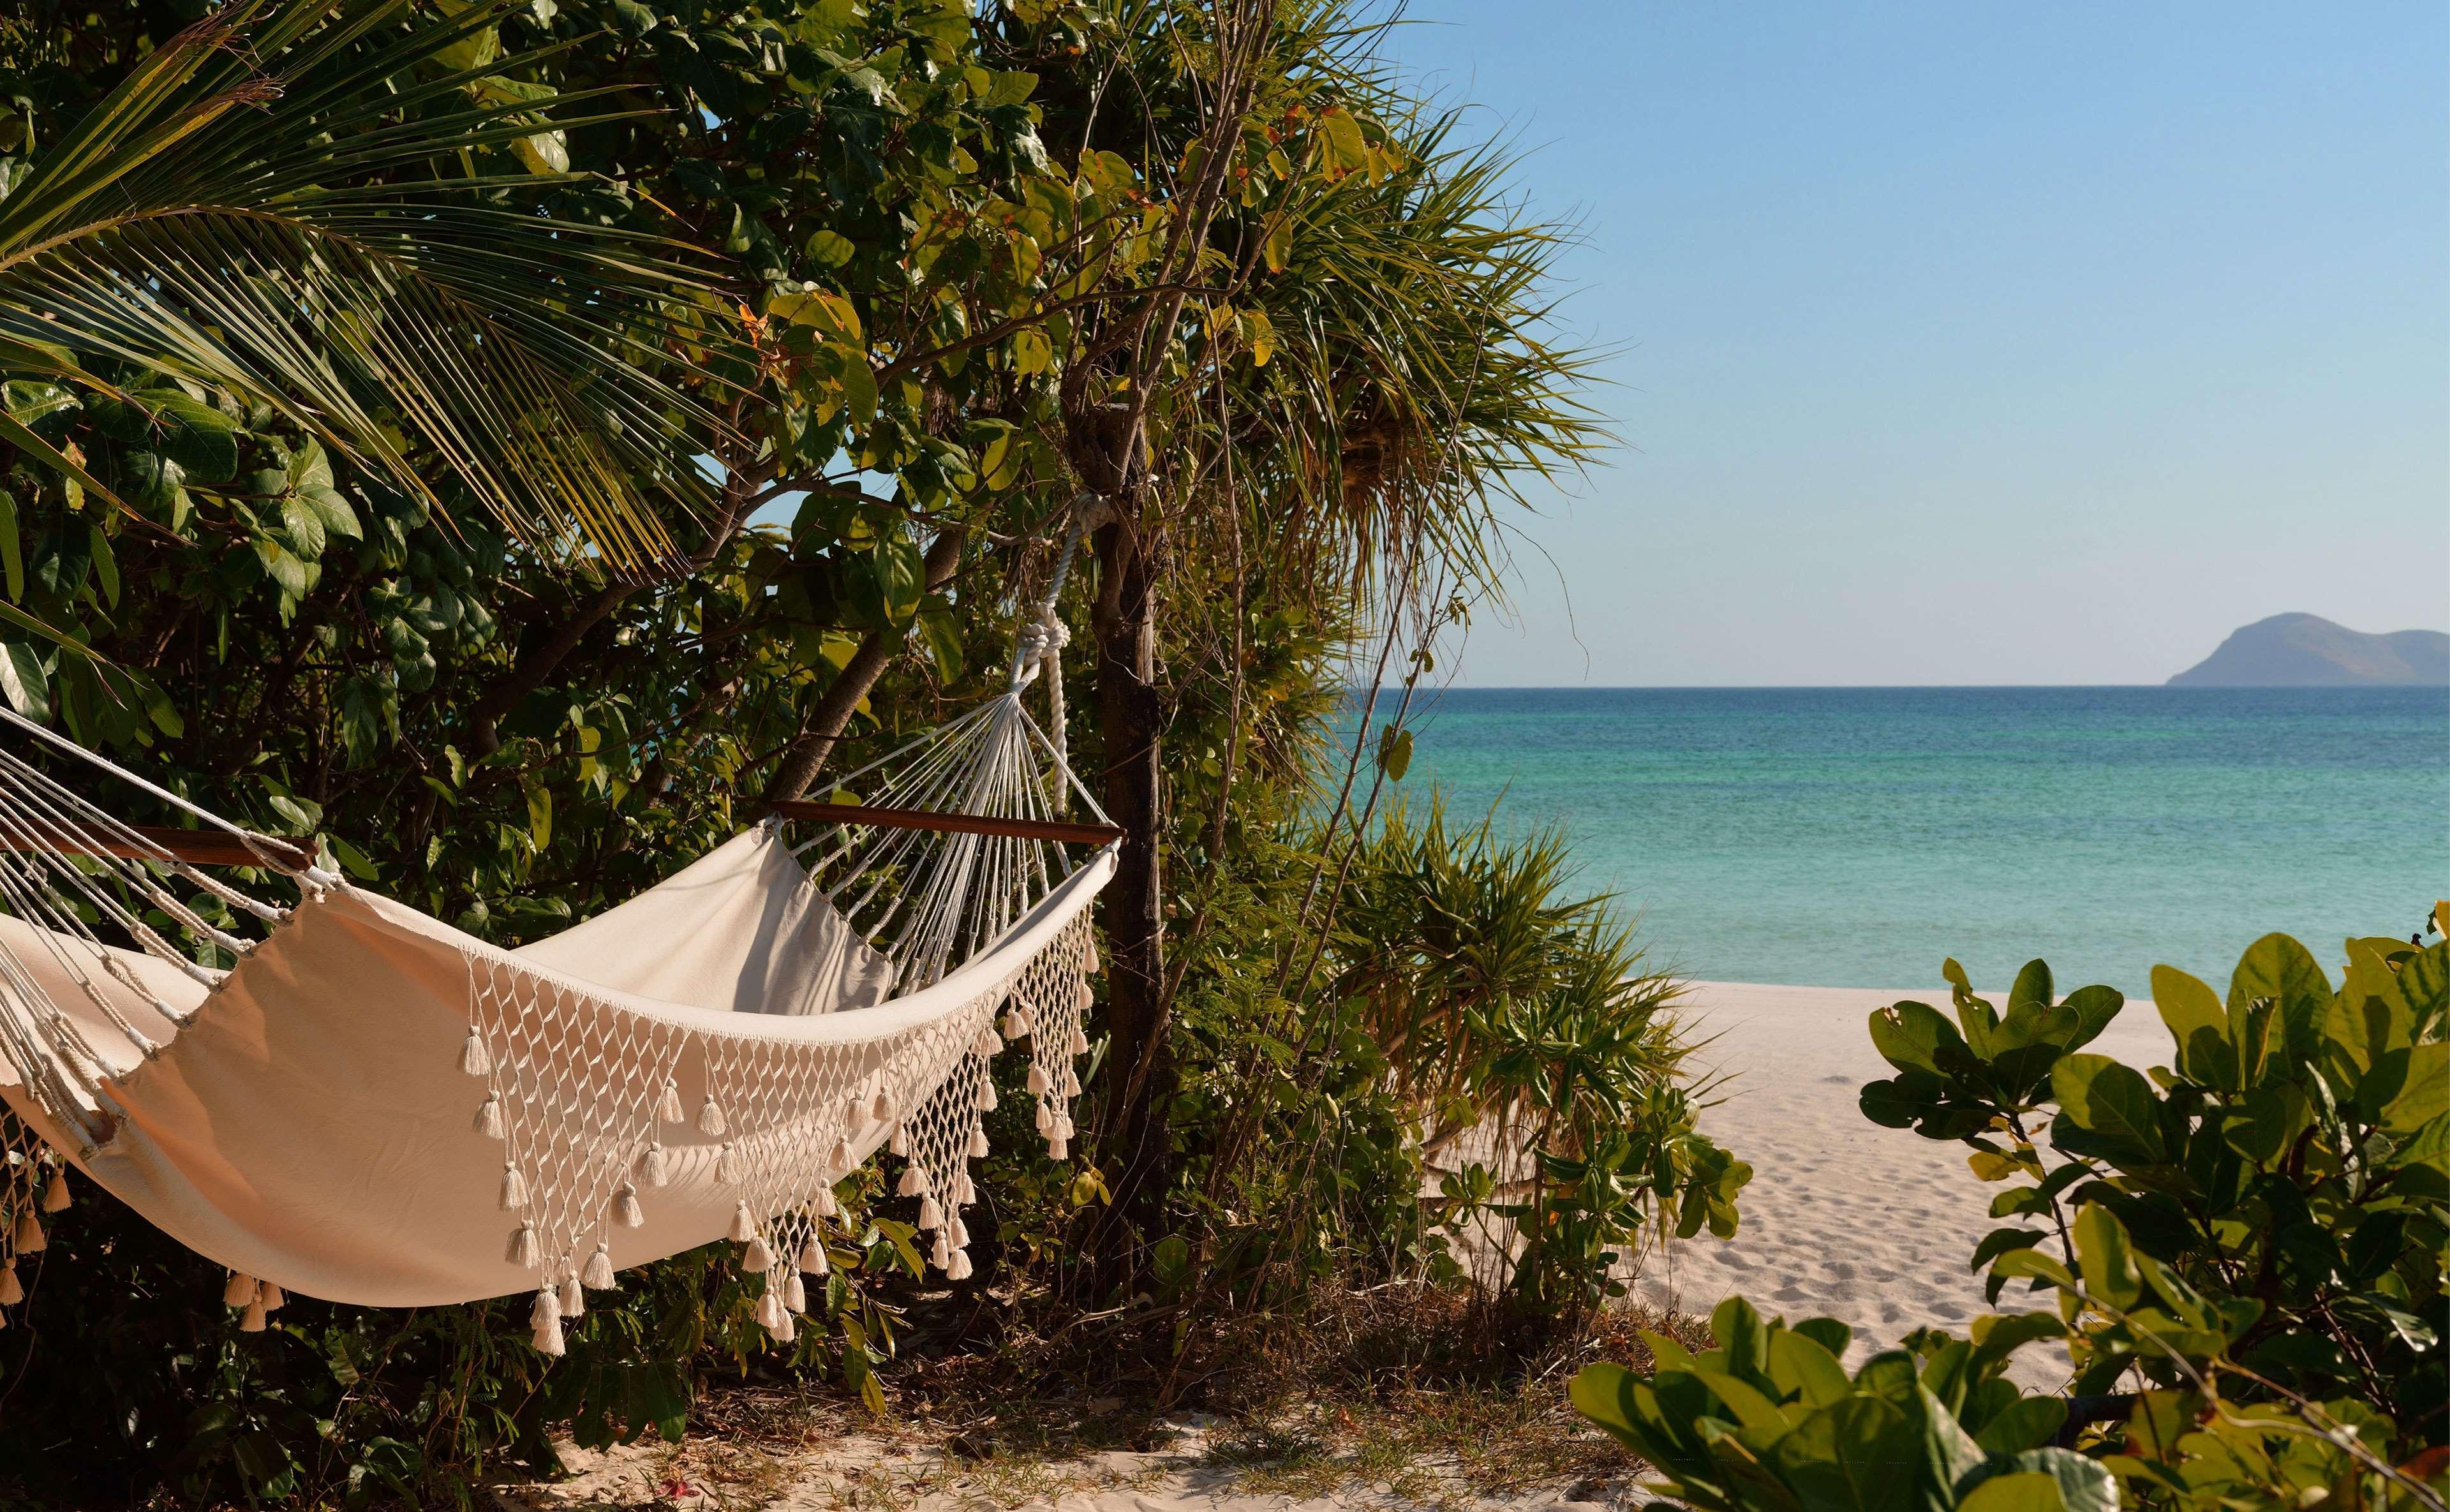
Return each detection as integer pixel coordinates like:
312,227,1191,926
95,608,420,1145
582,1245,616,1291
612,1182,645,1229
459,1028,491,1077
41,1167,69,1212
657,1078,685,1124
530,1287,564,1356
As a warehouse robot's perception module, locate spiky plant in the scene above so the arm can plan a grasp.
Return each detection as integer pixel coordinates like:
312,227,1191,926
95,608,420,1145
0,0,744,576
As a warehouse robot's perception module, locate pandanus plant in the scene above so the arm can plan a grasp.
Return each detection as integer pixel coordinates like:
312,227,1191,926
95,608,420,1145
0,0,744,586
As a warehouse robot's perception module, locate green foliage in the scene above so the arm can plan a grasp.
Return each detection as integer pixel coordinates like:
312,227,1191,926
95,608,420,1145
1572,931,2450,1512
1571,1296,2112,1512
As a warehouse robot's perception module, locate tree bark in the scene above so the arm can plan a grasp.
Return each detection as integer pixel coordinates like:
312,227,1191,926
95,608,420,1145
1090,515,1170,1246
759,527,966,806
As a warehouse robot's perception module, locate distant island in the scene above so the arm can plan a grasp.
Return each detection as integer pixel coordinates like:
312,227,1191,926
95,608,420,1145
2169,613,2450,686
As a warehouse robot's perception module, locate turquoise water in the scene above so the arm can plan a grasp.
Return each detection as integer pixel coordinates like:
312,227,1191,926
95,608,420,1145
1397,687,2450,995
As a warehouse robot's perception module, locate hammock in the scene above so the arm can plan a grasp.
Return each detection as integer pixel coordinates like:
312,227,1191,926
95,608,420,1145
0,596,1112,1354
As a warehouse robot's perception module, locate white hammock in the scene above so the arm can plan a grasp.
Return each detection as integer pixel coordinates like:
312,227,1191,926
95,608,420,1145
0,630,1112,1354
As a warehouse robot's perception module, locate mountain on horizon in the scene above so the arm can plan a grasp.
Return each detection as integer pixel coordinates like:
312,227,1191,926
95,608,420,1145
2168,613,2450,686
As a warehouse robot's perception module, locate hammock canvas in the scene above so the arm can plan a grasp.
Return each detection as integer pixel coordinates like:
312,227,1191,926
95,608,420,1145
0,644,1112,1353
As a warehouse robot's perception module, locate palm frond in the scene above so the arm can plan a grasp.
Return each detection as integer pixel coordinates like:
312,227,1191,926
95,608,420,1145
0,0,751,572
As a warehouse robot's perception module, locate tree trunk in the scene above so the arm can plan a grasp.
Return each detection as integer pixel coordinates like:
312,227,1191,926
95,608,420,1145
760,528,966,806
1090,516,1170,1250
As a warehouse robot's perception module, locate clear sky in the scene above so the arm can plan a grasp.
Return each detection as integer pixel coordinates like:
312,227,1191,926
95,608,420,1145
1375,4,2450,686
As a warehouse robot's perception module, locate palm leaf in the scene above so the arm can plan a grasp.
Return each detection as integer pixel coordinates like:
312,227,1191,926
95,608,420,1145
0,0,750,572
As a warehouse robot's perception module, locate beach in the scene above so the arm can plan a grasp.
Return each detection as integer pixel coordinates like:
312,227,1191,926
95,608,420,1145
1634,980,2174,1384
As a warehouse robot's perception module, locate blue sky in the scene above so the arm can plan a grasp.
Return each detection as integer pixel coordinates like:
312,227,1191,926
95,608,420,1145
1375,4,2449,686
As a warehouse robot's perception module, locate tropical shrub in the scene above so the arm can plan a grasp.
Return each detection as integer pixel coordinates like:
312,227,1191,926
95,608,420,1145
1571,928,2450,1511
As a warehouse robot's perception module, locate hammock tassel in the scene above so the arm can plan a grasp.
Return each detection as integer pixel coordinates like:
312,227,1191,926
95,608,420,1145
1027,1065,1049,1096
1034,1102,1054,1136
870,1086,894,1123
772,1307,797,1345
948,1215,970,1249
1002,1009,1030,1041
240,1298,267,1333
1047,1135,1069,1160
917,1196,944,1231
743,1233,773,1274
558,1275,584,1319
946,1248,974,1281
887,1123,910,1158
716,1141,742,1183
954,1171,977,1204
260,1284,286,1313
783,1272,806,1314
507,1224,538,1269
459,1028,491,1078
582,1244,616,1291
929,1231,952,1271
1059,1067,1081,1098
223,1273,258,1308
612,1182,645,1229
657,1078,685,1124
756,1287,785,1333
1055,1112,1076,1139
698,1096,727,1138
974,1079,998,1113
896,1163,928,1198
474,1094,505,1140
812,1183,838,1219
13,1211,42,1252
972,1027,1002,1057
828,1134,854,1175
1074,979,1095,1013
641,1142,669,1188
729,1201,758,1244
41,1166,70,1212
530,1287,564,1356
798,1239,829,1277
0,1259,20,1306
499,1163,527,1212
969,1126,990,1159
1067,1024,1091,1056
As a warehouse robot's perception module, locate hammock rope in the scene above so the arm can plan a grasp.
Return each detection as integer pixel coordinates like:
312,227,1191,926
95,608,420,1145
0,542,1115,1348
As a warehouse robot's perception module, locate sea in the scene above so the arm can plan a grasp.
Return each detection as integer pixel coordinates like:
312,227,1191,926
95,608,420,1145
1391,686,2450,997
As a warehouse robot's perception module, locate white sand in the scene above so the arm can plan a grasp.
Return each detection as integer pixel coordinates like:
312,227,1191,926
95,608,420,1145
1631,981,2171,1383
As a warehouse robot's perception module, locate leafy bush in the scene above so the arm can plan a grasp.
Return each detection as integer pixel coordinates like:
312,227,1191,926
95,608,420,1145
1572,929,2450,1511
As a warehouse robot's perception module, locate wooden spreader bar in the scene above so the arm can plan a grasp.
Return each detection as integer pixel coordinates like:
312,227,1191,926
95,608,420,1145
0,822,313,871
769,799,1125,849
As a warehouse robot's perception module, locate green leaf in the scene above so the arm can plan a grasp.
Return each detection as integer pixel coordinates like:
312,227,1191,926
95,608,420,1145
2071,1205,2141,1310
1955,1449,2117,1512
1955,1472,2068,1512
1763,1396,1919,1511
86,525,118,607
0,491,22,602
524,780,552,850
2050,1053,2164,1164
1972,1397,2068,1456
2377,1042,2448,1132
2152,963,2229,1086
1767,1328,1852,1407
1376,725,1412,782
0,641,51,720
1869,1000,1968,1076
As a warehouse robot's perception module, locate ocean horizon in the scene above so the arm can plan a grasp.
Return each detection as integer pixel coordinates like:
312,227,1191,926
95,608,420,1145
1376,685,2448,998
